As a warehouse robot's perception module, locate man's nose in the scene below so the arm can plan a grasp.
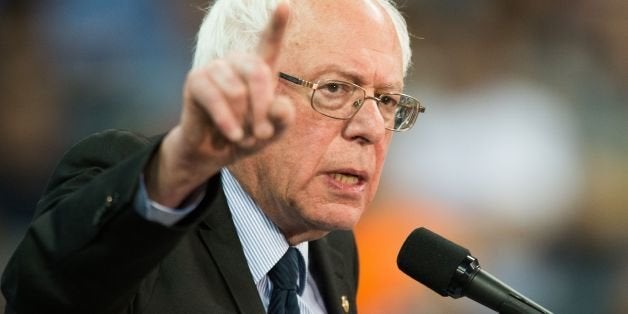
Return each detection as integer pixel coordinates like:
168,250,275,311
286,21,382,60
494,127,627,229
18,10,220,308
342,97,387,144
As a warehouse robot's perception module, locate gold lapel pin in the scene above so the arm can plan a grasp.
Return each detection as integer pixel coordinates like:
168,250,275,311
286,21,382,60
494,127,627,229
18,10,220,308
341,295,350,313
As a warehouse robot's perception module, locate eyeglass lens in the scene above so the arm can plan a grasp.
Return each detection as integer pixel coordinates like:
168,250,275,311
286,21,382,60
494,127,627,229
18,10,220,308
312,80,418,131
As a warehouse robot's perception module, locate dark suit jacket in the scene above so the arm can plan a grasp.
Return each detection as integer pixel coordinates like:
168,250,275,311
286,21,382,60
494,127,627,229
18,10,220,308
1,130,359,314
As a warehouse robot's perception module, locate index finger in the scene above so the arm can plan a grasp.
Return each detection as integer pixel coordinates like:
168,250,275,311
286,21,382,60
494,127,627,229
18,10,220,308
257,2,290,69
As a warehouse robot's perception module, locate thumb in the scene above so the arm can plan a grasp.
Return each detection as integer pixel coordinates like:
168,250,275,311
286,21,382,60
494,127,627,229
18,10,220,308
268,95,295,133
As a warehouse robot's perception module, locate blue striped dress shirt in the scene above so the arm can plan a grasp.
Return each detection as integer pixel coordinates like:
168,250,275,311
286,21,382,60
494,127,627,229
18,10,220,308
221,168,326,314
136,170,328,313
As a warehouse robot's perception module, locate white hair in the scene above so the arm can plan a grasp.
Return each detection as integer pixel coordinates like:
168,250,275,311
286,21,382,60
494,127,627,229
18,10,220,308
192,0,412,76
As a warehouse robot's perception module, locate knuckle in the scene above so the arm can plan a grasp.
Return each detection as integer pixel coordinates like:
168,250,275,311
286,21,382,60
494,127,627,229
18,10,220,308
186,77,204,97
206,59,225,72
229,85,247,101
186,69,203,84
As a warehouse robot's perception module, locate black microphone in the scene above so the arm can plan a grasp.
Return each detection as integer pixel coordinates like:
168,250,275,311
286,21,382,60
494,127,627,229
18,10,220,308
397,227,553,314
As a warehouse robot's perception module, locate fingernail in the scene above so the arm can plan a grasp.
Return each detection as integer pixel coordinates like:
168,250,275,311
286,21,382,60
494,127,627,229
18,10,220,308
255,122,274,139
240,137,256,148
229,127,244,142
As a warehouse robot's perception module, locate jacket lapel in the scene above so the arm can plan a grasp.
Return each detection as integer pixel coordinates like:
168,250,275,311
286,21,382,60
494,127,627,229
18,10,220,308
192,176,356,314
196,185,266,314
310,236,356,314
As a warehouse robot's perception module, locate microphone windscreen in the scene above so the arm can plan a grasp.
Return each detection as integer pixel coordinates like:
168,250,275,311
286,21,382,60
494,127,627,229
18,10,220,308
397,227,470,296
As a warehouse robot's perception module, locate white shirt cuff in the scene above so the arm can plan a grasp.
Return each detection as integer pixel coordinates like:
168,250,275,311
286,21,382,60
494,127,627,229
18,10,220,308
134,174,205,226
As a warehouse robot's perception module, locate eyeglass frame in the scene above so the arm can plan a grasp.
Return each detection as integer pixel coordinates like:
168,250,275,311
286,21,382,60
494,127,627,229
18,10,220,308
278,72,425,132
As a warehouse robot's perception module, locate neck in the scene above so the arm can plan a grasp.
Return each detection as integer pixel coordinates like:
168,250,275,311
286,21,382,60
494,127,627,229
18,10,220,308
283,228,329,246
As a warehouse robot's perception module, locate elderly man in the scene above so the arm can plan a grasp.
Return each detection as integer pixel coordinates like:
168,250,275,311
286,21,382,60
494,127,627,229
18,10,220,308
2,0,423,313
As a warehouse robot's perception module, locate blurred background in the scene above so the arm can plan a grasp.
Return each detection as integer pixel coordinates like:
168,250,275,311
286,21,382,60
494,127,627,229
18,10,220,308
1,0,626,313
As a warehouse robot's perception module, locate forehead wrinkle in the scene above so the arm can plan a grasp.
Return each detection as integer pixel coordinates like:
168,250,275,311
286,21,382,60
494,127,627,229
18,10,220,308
292,0,387,22
281,0,403,91
307,62,403,92
286,0,396,48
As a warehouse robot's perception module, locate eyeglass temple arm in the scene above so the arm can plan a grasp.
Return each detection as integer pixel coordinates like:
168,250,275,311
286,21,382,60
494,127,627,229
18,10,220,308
279,72,315,89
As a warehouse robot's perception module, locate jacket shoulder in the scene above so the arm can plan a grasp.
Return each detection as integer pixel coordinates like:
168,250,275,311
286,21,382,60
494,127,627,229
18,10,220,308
36,129,160,218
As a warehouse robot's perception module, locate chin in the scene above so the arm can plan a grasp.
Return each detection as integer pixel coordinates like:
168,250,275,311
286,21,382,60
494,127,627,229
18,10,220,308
305,203,365,231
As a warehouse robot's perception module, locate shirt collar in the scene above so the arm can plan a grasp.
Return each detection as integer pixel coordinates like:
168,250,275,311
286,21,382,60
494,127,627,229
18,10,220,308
221,168,309,285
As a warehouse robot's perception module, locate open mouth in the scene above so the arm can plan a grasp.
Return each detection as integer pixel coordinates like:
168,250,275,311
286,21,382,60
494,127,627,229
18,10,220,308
330,173,361,185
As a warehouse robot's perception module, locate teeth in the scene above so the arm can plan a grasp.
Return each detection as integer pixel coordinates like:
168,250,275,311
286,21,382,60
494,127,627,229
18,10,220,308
331,173,359,185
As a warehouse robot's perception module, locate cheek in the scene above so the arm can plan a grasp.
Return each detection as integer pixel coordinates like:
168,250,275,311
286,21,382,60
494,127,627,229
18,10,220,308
369,134,393,193
265,107,338,189
286,101,340,160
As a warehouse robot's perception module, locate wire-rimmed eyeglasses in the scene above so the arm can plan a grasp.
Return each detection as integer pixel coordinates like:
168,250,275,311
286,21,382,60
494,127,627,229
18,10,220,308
278,72,425,132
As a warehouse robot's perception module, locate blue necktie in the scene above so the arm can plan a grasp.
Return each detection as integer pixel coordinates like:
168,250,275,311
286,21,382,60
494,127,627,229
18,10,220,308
268,247,303,314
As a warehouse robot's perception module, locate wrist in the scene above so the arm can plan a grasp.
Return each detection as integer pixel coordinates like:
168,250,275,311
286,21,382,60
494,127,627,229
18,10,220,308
144,130,219,207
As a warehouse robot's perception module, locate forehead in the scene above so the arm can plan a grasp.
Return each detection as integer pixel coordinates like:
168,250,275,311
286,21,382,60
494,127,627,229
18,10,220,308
290,0,389,26
280,0,403,87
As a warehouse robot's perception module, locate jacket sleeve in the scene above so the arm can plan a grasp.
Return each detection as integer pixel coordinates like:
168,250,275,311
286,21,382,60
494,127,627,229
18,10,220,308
1,129,220,314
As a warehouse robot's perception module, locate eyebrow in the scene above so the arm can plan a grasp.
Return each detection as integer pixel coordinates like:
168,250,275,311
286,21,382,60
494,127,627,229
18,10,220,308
310,65,403,92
